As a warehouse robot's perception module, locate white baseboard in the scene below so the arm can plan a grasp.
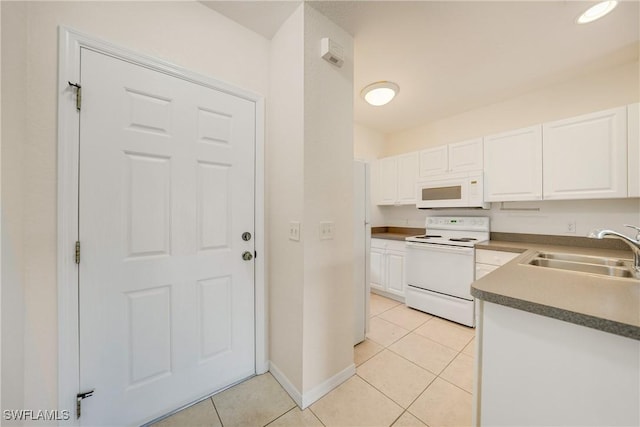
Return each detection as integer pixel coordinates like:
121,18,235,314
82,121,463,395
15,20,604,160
370,289,405,303
268,361,356,410
300,363,355,409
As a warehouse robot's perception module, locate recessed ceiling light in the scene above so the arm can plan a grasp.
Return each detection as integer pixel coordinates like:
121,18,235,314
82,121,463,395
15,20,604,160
361,81,399,106
576,1,618,24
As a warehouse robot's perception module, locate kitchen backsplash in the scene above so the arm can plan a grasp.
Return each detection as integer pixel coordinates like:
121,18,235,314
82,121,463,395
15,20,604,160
373,198,640,237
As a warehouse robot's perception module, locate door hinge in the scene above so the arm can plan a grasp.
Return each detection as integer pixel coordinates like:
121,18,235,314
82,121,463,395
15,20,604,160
75,241,81,264
68,81,82,111
76,389,94,419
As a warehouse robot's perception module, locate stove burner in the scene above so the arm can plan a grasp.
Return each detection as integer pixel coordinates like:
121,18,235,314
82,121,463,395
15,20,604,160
449,237,477,242
415,235,442,239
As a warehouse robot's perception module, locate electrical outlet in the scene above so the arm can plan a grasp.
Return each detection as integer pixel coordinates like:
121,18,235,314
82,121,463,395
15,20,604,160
566,220,576,233
289,221,300,241
319,221,334,240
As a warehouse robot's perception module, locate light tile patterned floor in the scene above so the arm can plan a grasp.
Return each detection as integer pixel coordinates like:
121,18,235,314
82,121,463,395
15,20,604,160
152,293,475,427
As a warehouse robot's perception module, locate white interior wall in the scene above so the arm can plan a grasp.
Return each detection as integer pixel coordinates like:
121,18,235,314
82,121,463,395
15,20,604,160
268,4,305,393
385,58,639,155
7,1,270,416
302,4,354,394
1,1,26,420
268,3,355,405
354,122,385,161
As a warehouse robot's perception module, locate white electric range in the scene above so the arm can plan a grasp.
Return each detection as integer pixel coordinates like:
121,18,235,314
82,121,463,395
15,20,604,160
405,216,490,327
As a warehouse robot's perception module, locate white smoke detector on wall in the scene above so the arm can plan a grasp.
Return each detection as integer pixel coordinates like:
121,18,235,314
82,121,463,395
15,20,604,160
321,38,344,68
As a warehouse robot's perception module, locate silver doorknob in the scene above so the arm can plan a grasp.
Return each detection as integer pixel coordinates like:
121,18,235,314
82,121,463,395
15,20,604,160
242,251,253,261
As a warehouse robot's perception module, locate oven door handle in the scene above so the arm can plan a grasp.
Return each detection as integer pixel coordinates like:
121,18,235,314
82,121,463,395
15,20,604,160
405,242,474,255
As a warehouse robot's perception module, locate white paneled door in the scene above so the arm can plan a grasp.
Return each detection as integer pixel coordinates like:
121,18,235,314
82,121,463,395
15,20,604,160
78,48,255,426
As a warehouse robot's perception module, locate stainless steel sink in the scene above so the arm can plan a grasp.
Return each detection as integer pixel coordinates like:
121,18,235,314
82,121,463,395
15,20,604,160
535,252,628,267
528,258,634,278
523,251,636,279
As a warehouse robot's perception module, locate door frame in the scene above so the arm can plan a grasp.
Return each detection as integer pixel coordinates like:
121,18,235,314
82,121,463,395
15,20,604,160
56,26,267,424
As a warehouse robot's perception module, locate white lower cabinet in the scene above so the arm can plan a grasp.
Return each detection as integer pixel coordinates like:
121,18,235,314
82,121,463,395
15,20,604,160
370,238,406,299
475,249,519,280
370,241,386,291
475,301,640,426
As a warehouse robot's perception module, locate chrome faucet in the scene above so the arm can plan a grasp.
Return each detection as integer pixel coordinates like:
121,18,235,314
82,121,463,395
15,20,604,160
588,224,640,274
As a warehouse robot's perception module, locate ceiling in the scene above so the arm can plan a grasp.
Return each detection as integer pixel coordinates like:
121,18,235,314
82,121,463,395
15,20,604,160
202,1,640,135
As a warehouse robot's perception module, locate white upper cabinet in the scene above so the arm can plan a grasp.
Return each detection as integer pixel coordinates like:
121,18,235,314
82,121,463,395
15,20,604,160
627,103,639,198
449,138,484,172
396,152,419,204
377,157,398,205
419,145,448,176
375,152,419,205
543,106,627,200
483,125,543,202
419,138,483,177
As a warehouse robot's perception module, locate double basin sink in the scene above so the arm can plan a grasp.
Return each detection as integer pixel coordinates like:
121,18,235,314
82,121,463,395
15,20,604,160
523,251,637,279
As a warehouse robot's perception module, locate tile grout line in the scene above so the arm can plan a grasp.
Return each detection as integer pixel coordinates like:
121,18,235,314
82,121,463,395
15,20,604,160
261,406,297,427
368,295,476,425
308,405,327,426
209,397,224,427
354,372,409,411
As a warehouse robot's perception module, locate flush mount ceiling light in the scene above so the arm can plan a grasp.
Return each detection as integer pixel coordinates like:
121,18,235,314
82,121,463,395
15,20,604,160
576,1,618,24
361,81,399,106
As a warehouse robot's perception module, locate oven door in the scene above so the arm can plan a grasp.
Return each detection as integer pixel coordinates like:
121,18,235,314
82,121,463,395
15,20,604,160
405,242,475,300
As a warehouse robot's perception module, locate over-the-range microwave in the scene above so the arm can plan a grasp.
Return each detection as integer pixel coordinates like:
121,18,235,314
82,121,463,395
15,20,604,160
416,171,490,209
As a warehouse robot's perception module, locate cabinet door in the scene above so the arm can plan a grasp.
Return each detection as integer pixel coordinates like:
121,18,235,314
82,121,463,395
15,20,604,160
370,247,386,291
484,125,543,201
396,152,419,204
419,145,448,177
543,106,627,200
627,103,639,197
377,157,398,205
449,138,483,172
386,250,405,297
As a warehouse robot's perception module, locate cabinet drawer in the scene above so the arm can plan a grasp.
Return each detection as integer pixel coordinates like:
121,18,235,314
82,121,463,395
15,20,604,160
371,238,388,249
386,240,407,252
476,249,519,266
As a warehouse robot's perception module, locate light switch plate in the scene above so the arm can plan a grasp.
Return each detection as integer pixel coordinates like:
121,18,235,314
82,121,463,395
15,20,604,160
289,221,301,241
319,221,334,240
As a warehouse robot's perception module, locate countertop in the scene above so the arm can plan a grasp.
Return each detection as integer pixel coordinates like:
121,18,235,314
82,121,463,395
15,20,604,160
472,240,639,340
371,226,423,241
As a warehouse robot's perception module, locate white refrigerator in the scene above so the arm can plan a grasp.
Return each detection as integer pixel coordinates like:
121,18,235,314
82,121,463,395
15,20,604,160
353,160,371,345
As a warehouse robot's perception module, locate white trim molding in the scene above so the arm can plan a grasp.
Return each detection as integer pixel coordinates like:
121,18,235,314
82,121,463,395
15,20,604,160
269,362,356,409
57,26,267,424
300,364,355,409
